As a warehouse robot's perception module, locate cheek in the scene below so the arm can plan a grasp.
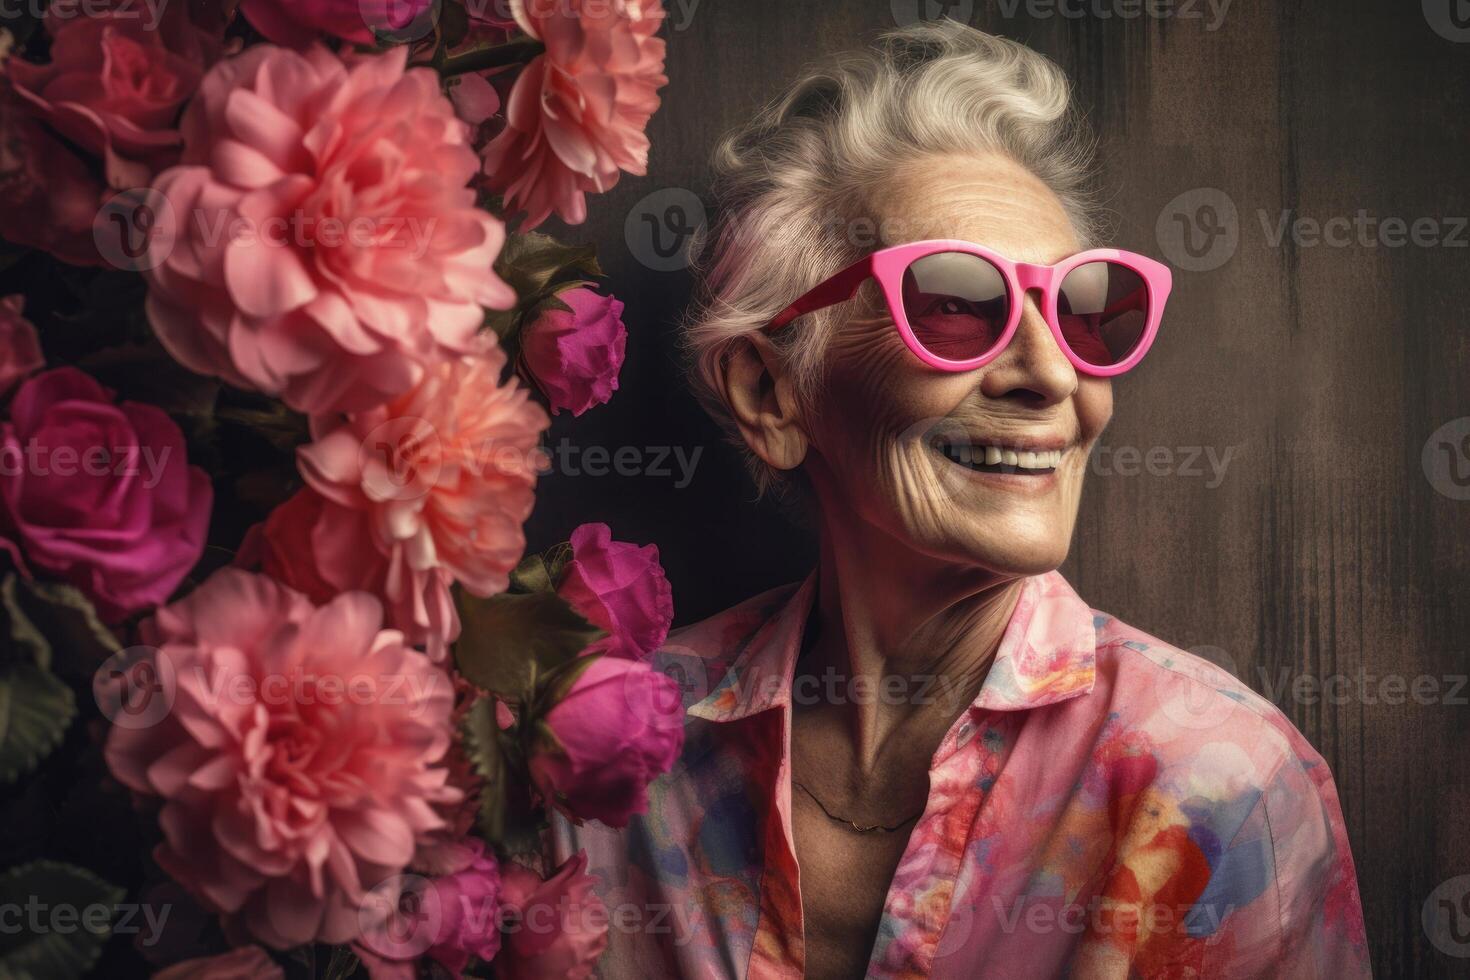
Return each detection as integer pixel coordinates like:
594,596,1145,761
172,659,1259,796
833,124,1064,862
1074,378,1114,447
813,321,972,470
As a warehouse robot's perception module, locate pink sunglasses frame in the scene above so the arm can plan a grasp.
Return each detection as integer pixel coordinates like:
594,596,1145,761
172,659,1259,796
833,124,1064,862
764,239,1173,377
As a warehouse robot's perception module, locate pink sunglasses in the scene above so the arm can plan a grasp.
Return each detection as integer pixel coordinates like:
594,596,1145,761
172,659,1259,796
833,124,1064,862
765,240,1172,377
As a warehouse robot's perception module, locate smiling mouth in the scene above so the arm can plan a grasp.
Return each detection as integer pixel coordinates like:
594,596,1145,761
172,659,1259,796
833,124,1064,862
932,439,1062,475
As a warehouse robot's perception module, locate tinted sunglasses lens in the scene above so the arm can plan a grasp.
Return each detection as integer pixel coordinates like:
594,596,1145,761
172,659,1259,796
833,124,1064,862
1057,261,1150,367
900,252,1011,362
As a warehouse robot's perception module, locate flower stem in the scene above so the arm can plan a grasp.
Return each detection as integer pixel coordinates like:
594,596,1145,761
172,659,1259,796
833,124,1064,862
437,37,546,76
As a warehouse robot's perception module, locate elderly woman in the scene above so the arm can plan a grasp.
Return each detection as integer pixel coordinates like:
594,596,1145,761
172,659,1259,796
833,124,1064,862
551,21,1369,980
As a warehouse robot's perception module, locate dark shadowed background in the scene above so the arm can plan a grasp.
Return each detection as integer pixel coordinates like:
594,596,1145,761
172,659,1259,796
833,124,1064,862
522,1,1470,976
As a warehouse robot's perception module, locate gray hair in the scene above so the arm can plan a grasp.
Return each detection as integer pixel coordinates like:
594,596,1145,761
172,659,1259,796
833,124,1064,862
680,19,1102,498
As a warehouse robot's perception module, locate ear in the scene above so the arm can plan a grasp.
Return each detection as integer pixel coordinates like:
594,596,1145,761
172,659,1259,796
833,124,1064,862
716,333,809,472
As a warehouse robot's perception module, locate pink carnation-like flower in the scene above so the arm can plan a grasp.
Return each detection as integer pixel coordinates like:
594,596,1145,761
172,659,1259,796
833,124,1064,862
521,287,627,416
144,44,515,415
496,853,608,980
104,569,461,950
0,296,44,396
0,3,219,265
529,654,684,827
558,522,672,660
0,367,211,622
240,0,436,47
481,0,668,228
291,338,549,659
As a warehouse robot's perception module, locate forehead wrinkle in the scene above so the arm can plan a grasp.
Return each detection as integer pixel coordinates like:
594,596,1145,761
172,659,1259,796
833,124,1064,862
874,153,1081,263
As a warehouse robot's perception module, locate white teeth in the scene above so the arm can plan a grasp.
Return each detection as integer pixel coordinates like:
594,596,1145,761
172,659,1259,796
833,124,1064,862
938,441,1066,470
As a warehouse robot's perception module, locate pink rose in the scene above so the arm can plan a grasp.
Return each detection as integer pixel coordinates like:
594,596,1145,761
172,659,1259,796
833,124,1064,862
0,296,43,396
104,569,461,949
240,0,436,47
529,655,684,827
294,338,549,659
521,288,627,416
482,0,668,228
0,368,211,622
557,522,672,661
144,45,514,415
153,945,283,979
496,853,608,980
5,5,213,188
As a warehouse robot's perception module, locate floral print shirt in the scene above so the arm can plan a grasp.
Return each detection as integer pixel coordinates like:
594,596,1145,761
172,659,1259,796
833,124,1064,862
549,571,1370,979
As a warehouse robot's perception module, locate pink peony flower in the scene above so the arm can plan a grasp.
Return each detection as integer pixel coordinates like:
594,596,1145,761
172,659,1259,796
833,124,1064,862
520,287,626,416
496,853,608,980
0,367,211,622
529,655,684,827
293,337,549,659
240,0,436,47
558,522,672,661
481,0,668,228
144,44,515,415
104,568,461,949
152,945,284,979
0,296,44,396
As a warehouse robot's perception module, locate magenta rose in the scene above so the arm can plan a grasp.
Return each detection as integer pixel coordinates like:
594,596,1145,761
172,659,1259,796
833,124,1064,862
6,5,214,187
521,288,627,417
241,0,435,46
557,522,673,661
0,297,44,397
529,655,684,827
0,3,218,265
496,853,608,980
0,368,211,622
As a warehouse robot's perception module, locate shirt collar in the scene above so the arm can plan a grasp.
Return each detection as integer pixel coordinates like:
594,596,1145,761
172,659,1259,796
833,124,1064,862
685,569,1097,723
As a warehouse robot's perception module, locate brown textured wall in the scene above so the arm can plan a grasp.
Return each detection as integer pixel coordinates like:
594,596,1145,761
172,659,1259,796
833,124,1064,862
523,2,1470,975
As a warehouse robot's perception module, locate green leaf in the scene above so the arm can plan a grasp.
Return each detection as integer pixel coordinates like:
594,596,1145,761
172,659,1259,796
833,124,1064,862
496,233,602,310
453,591,605,701
0,861,123,979
323,945,360,980
0,575,49,668
461,697,508,843
1,575,120,681
0,662,76,784
508,554,553,594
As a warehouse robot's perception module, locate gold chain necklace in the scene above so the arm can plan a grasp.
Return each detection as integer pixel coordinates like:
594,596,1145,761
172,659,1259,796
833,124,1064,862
793,780,924,834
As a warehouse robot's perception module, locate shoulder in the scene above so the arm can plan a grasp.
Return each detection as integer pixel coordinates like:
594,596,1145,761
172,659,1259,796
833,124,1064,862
1081,607,1369,970
1087,608,1328,783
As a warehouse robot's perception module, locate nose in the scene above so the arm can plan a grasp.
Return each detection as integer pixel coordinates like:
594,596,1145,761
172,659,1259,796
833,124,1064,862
977,287,1078,406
